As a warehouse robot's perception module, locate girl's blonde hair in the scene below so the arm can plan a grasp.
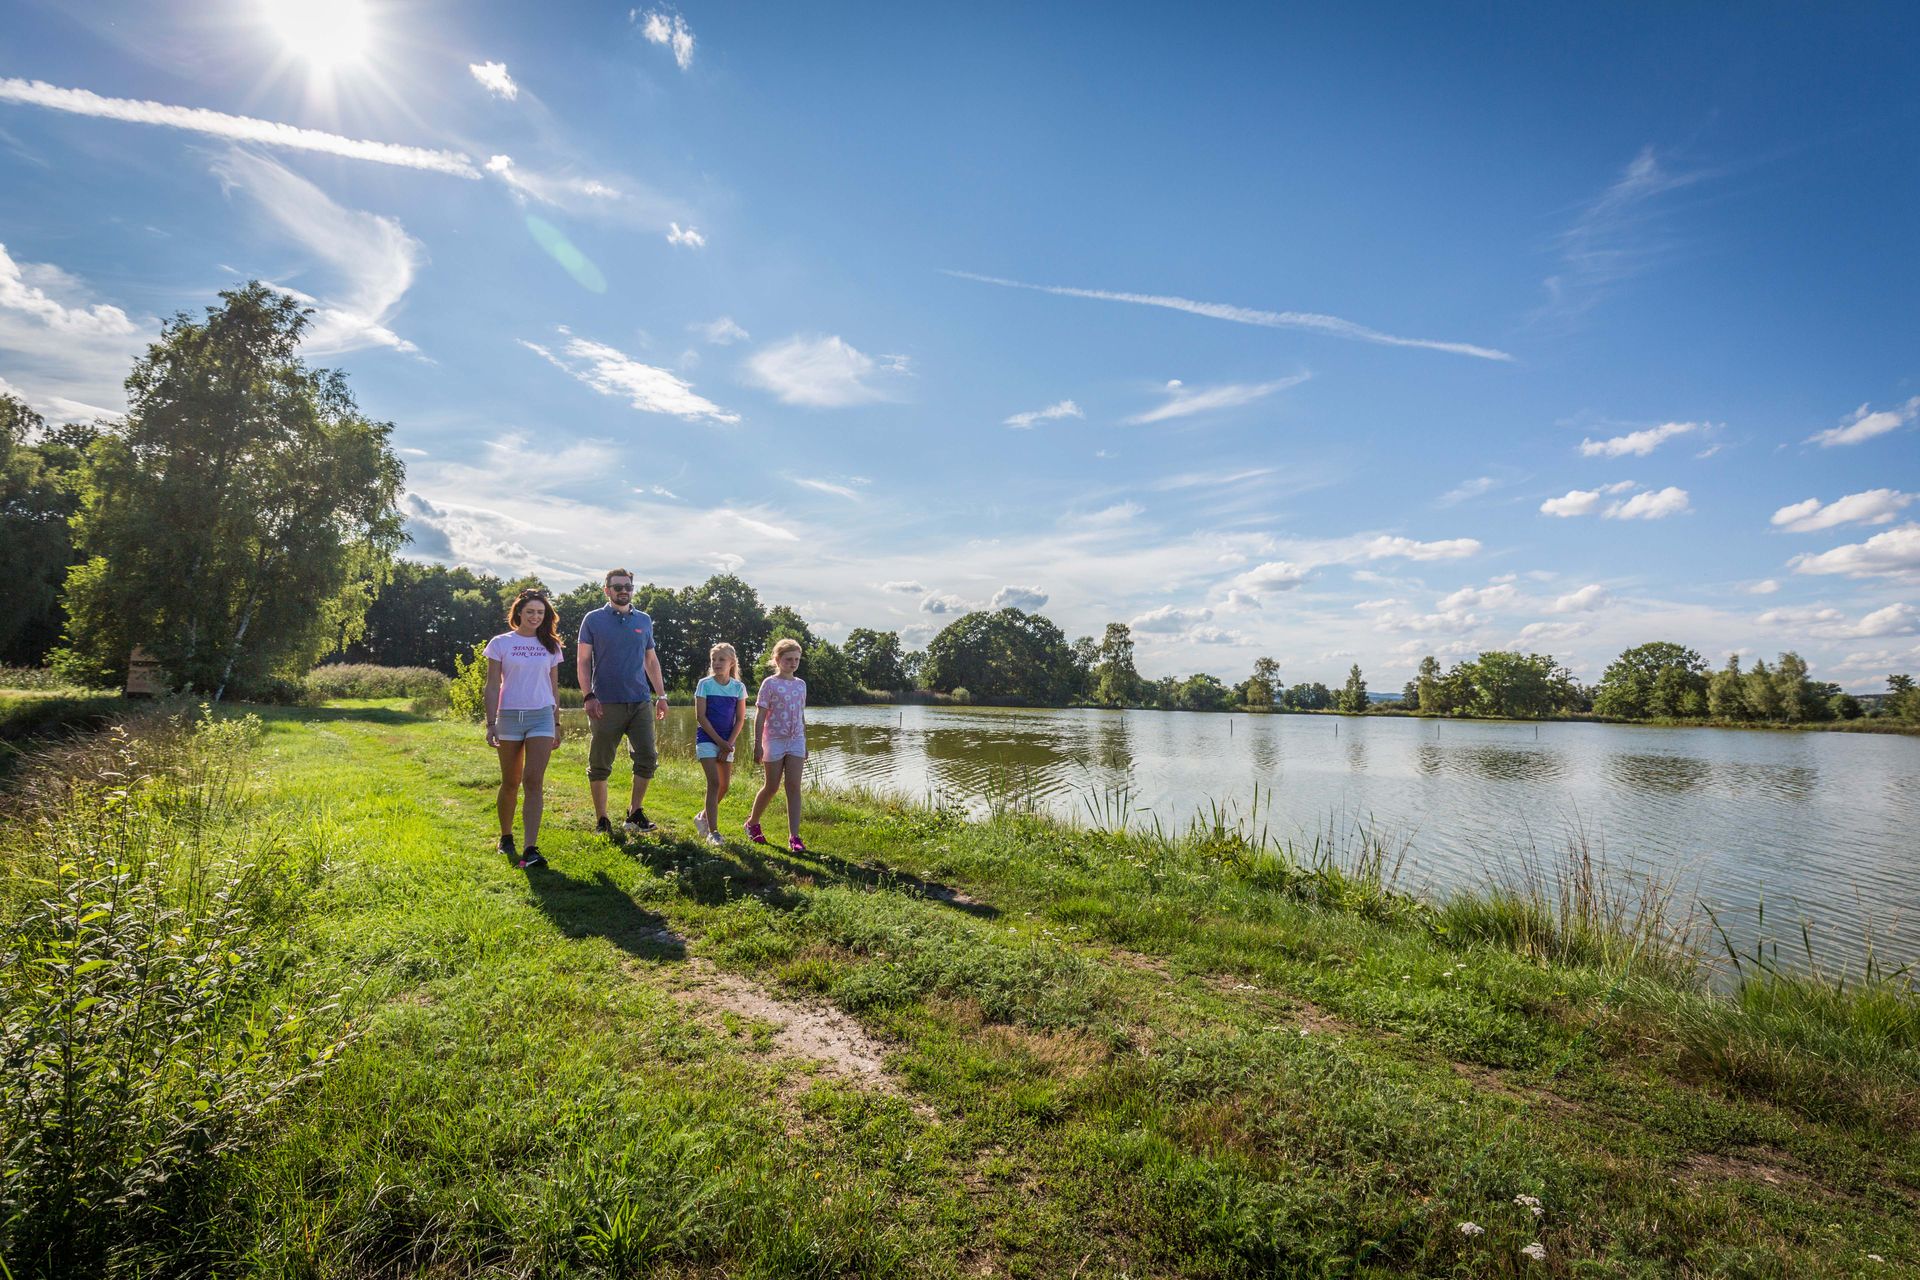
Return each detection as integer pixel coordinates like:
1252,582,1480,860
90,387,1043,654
766,636,802,672
709,642,739,679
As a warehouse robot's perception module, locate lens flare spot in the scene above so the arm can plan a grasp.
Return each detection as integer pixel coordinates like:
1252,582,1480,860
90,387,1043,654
526,216,608,293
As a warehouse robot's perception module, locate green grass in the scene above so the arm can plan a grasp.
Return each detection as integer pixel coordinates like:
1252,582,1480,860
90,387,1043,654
3,700,1915,1278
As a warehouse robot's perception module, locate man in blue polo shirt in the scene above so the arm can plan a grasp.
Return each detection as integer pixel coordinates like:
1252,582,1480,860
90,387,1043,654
576,567,669,835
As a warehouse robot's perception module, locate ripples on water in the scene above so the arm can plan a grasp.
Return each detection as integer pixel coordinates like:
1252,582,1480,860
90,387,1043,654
650,706,1919,975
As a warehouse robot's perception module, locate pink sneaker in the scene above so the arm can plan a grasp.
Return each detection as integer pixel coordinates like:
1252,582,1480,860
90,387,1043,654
744,820,767,844
788,835,808,854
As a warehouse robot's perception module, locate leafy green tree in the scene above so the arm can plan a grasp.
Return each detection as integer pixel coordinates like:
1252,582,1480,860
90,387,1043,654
1178,672,1231,711
1457,651,1574,718
1887,674,1920,722
843,627,908,691
1092,622,1142,706
1592,642,1706,720
1245,656,1280,709
922,608,1077,703
1337,663,1369,713
1069,635,1099,701
1828,691,1862,720
1771,651,1823,723
1415,655,1448,715
681,574,770,688
1400,680,1419,709
0,397,97,666
56,284,404,697
1743,657,1783,720
1285,681,1332,710
1707,655,1748,721
335,561,510,673
1145,674,1180,710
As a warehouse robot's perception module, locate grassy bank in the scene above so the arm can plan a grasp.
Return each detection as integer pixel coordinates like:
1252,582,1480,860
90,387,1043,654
3,701,1915,1277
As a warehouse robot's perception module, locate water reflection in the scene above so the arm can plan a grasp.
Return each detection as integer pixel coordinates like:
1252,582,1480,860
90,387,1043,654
644,705,1920,975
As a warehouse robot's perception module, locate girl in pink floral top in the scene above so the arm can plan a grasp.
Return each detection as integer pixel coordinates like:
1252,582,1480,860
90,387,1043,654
745,637,809,852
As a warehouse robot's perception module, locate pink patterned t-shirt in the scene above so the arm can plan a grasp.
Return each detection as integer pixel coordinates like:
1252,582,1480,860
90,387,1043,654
755,675,807,739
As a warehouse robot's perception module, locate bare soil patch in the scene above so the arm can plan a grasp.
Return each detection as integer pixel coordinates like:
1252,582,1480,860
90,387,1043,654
673,957,893,1084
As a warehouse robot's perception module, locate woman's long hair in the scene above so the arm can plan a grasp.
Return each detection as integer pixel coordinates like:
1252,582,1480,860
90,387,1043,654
508,589,560,653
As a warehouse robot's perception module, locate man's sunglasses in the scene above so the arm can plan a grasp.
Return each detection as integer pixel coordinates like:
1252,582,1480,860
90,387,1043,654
608,583,634,592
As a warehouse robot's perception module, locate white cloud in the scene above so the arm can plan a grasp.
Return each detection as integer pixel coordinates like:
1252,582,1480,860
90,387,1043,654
212,149,422,355
637,9,695,69
522,328,738,423
1541,488,1604,517
1223,560,1309,602
718,509,799,542
1578,421,1700,457
1747,579,1780,595
0,77,479,177
1771,489,1915,533
1060,502,1143,528
1607,486,1691,520
1540,146,1704,320
1363,535,1481,561
1373,607,1482,635
666,221,706,249
1516,620,1594,646
400,492,593,581
485,154,625,208
1003,398,1083,429
1131,604,1214,633
945,270,1513,361
1438,582,1519,611
1806,398,1919,448
744,335,901,408
1758,603,1919,639
1123,374,1309,425
1437,475,1497,506
694,316,748,345
1184,625,1243,645
991,585,1049,611
468,61,519,100
877,580,925,594
793,476,861,500
920,592,970,615
1548,584,1611,613
1788,523,1920,580
0,243,136,335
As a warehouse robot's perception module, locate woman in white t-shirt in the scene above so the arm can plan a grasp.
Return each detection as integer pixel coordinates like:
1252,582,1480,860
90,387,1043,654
484,589,566,868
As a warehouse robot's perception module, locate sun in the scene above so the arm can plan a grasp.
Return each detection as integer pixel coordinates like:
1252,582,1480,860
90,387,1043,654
261,0,371,70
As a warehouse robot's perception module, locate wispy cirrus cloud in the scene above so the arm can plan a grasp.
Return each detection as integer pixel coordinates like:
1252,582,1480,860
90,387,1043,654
211,149,422,356
468,61,519,100
1579,420,1702,457
666,221,705,248
1806,397,1919,448
694,316,748,345
793,475,865,500
522,327,739,423
1771,489,1915,534
1003,398,1083,429
1539,145,1706,320
744,335,905,408
1123,374,1309,425
1436,475,1498,506
0,77,480,177
946,270,1513,361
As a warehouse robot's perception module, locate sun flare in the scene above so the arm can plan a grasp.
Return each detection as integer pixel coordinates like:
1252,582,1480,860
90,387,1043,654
261,0,371,70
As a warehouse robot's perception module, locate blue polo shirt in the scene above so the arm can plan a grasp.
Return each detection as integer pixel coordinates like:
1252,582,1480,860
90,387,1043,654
577,604,656,703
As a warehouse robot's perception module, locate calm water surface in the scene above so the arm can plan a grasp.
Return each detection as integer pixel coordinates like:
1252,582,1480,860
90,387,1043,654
652,706,1919,973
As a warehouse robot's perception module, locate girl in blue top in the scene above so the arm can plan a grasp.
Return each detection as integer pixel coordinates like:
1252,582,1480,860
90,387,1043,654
692,642,746,845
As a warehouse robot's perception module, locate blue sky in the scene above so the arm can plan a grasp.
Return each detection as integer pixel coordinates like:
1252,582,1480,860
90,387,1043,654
1,1,1916,689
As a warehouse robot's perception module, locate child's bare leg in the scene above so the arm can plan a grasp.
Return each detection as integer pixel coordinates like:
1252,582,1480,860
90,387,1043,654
749,756,781,826
716,759,733,801
781,755,804,838
701,758,723,831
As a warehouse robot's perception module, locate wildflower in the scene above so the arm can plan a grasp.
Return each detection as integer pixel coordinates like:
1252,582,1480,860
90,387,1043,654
1520,1242,1546,1262
1458,1222,1485,1238
1514,1193,1543,1217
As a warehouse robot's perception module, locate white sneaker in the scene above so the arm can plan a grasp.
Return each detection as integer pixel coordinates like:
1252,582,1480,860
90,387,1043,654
694,812,710,837
705,831,724,846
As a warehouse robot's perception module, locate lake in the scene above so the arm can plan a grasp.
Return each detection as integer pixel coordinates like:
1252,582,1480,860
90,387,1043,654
648,705,1920,976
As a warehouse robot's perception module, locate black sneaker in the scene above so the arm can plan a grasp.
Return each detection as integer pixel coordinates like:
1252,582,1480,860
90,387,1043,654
595,815,614,837
624,808,657,833
497,832,517,858
517,846,547,869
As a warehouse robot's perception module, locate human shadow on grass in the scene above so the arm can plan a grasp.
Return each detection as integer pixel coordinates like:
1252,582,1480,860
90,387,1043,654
523,865,688,962
619,827,997,920
255,704,433,727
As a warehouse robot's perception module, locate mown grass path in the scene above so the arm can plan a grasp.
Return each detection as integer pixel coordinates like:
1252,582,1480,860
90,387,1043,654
225,703,1915,1278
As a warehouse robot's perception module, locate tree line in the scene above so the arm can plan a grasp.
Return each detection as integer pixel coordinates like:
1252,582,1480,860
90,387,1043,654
4,284,1917,725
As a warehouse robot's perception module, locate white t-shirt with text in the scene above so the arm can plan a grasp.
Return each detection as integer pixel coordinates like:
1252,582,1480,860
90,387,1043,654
484,632,564,711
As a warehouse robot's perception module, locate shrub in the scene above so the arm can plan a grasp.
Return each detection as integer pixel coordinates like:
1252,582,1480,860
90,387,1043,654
305,663,451,702
449,642,488,722
0,667,70,692
0,712,353,1275
950,686,974,704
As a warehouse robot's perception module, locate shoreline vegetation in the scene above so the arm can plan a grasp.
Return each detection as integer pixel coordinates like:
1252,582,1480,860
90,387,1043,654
2,699,1914,1277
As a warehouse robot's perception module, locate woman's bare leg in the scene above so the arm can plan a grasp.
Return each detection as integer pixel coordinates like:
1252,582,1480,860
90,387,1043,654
496,741,524,837
521,736,554,847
